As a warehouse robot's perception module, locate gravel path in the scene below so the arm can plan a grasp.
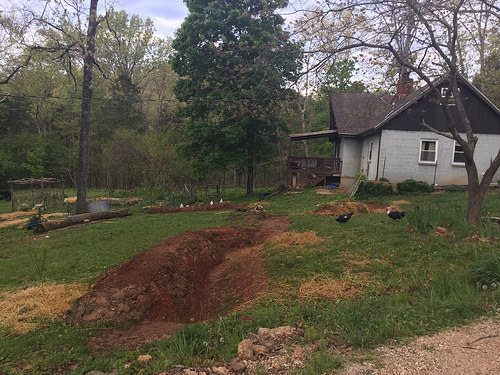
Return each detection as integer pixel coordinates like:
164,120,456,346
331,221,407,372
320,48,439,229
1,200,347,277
338,316,500,375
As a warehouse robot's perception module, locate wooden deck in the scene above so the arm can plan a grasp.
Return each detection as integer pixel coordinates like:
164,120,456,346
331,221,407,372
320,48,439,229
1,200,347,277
287,156,342,186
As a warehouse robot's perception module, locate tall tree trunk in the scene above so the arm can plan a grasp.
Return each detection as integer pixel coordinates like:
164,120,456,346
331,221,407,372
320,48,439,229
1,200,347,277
246,127,255,197
76,0,99,214
246,162,254,197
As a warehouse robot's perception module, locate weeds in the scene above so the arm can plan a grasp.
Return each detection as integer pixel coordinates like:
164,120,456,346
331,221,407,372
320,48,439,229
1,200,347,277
469,251,500,288
29,244,48,291
298,349,343,374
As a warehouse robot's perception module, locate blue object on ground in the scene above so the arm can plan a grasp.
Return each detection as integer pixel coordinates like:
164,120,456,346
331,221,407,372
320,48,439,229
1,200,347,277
326,183,339,189
26,220,47,229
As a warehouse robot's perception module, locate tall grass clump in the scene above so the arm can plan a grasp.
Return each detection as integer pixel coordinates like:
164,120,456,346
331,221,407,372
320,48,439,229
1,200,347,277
469,252,500,289
406,205,468,234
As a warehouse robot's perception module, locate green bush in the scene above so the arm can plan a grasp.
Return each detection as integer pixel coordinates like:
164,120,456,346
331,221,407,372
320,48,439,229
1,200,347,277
356,181,393,198
397,179,433,194
379,177,390,182
446,185,466,193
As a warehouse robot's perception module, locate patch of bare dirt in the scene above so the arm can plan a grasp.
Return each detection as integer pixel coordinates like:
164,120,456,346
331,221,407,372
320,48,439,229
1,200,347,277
313,201,387,216
66,214,289,351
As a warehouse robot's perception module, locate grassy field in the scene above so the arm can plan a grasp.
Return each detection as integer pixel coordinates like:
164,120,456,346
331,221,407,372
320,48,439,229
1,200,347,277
0,187,499,374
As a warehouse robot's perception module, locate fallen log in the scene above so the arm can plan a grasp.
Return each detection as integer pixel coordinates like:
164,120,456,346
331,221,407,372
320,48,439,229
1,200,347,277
34,208,129,232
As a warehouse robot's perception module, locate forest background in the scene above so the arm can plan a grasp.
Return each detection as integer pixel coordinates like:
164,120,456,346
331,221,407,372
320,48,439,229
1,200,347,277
1,0,500,199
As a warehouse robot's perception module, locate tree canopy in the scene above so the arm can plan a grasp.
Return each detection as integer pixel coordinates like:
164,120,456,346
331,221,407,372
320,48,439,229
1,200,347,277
170,0,302,196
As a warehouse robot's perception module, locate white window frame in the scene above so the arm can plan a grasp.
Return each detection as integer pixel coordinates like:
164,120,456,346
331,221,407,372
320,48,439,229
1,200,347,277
452,141,466,166
419,139,438,165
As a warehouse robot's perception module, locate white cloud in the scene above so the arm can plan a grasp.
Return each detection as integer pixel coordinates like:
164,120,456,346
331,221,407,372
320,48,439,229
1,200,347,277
153,16,185,38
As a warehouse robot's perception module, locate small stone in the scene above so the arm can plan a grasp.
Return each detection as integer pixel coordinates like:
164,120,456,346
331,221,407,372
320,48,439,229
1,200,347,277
184,369,198,375
124,363,131,369
246,332,259,341
137,354,152,363
237,339,254,359
257,327,272,338
273,326,296,337
252,344,268,355
229,358,247,373
260,339,278,350
212,366,228,375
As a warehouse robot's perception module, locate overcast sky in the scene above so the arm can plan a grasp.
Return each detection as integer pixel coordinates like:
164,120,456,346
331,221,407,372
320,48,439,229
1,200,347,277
115,0,300,39
116,0,188,39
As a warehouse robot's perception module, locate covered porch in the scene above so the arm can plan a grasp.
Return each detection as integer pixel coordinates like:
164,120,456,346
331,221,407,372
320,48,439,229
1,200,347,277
288,130,342,187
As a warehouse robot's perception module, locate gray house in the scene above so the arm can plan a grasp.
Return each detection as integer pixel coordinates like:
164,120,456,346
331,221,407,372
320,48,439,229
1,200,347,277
288,75,500,188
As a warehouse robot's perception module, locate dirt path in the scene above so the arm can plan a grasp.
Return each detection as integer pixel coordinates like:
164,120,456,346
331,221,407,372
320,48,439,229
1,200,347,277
337,316,500,375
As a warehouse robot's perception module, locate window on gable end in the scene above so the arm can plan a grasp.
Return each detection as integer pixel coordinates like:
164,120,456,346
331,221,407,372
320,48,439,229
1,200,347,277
419,139,438,164
440,87,460,106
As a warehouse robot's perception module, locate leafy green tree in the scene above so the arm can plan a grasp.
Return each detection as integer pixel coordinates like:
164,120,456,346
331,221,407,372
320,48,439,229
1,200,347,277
171,0,302,196
105,73,145,133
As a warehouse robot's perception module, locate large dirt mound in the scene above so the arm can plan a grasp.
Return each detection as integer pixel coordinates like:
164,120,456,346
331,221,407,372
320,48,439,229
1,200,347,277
66,215,289,326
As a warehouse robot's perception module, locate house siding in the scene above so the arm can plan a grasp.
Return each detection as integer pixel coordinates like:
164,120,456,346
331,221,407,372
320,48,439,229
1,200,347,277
378,130,500,185
339,138,362,188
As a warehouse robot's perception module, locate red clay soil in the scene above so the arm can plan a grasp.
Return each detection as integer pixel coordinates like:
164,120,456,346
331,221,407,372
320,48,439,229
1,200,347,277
146,202,242,213
66,214,288,350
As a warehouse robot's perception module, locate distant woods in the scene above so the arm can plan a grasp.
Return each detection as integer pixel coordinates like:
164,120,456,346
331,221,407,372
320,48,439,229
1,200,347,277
1,0,500,199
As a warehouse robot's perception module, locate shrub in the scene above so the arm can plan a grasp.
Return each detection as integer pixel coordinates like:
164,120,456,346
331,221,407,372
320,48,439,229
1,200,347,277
446,185,466,193
396,179,433,194
356,181,393,198
379,177,390,182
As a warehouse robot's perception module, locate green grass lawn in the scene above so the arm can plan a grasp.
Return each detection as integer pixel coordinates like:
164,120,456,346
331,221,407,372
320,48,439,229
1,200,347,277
1,187,499,374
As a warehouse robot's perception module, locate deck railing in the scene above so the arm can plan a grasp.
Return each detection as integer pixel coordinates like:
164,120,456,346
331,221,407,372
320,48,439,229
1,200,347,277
287,156,342,176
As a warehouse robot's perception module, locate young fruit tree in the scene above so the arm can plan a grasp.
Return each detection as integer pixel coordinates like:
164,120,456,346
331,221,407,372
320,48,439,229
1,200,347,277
296,0,500,224
170,0,302,196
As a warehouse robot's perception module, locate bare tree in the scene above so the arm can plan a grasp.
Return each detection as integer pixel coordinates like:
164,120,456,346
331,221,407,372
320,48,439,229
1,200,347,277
296,0,500,225
2,0,104,212
75,0,99,214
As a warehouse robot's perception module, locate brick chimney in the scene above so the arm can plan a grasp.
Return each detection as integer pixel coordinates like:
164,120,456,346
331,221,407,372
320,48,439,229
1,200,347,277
395,72,414,102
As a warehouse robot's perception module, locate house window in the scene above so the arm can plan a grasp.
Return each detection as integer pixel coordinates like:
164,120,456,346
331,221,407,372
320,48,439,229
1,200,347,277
419,139,438,164
452,141,465,165
368,141,373,162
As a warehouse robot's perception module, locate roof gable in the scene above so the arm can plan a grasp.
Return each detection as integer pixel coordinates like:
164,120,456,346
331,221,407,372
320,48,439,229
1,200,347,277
330,74,500,137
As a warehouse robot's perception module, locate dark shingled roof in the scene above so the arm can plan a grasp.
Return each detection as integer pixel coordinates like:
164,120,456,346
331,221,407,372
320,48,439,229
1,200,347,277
329,93,393,136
